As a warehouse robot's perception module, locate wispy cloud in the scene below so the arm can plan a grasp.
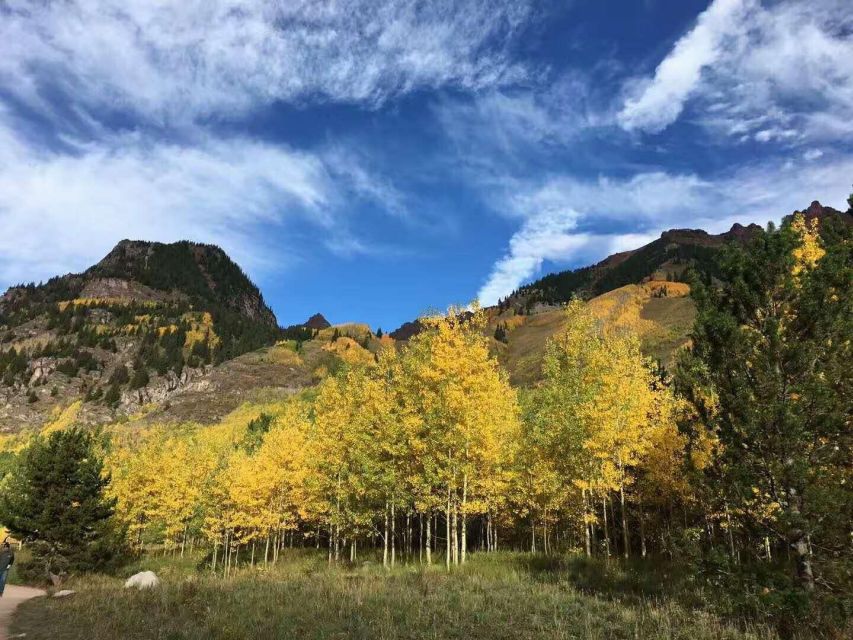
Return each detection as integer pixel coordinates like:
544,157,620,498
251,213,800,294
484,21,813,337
618,0,853,143
0,114,407,285
0,0,533,126
477,156,853,305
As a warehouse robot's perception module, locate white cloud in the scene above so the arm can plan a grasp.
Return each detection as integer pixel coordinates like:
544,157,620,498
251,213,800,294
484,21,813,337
0,0,532,125
0,115,402,286
477,156,853,305
618,0,853,143
618,0,754,133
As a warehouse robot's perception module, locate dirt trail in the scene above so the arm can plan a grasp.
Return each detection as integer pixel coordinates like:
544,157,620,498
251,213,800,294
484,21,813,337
0,585,46,640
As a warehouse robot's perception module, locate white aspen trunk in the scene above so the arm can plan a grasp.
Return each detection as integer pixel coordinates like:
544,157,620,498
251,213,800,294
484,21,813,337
419,512,424,564
383,502,389,568
426,512,432,565
446,490,452,571
531,519,536,553
764,536,772,561
405,511,411,560
453,496,459,565
264,533,270,566
212,542,218,573
486,513,492,552
461,472,468,564
223,530,230,579
602,497,611,558
582,488,591,557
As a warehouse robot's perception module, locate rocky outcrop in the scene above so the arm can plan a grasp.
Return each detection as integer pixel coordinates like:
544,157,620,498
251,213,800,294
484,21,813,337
120,367,212,409
28,358,56,386
79,277,174,303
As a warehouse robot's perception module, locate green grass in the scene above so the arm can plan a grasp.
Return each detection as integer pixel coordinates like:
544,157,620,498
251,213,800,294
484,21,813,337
12,551,785,640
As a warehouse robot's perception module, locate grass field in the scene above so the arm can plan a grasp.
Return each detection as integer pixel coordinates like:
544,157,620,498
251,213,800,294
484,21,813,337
11,551,791,640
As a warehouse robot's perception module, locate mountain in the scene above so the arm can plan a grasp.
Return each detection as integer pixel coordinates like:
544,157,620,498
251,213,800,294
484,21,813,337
2,201,848,432
0,240,281,431
511,201,849,310
303,313,331,330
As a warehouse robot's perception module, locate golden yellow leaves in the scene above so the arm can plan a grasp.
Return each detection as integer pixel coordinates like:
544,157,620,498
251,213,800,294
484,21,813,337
790,213,825,277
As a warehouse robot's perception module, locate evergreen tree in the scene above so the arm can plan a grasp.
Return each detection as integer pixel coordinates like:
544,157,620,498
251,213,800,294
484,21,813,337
677,215,852,591
103,383,121,406
129,367,149,390
0,429,121,576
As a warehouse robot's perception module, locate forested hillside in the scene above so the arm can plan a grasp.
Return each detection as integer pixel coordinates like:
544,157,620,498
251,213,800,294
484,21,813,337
0,240,282,430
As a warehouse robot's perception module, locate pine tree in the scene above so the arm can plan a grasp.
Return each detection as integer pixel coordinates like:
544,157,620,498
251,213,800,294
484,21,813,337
0,429,120,576
129,367,149,390
678,215,852,590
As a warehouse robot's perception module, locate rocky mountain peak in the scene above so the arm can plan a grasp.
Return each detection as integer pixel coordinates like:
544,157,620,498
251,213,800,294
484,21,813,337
303,313,331,330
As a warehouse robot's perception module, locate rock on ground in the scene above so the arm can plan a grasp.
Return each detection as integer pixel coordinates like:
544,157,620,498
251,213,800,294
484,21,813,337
124,571,160,589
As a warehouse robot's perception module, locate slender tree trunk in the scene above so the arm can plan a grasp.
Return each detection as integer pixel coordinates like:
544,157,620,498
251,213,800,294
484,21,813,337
602,497,611,558
426,512,432,565
531,518,536,553
620,483,629,559
212,542,218,573
391,501,396,568
724,502,736,561
582,488,591,557
452,497,459,565
461,473,468,564
788,491,815,591
609,494,618,556
223,530,230,579
406,511,411,561
383,502,389,569
446,490,452,571
251,541,255,567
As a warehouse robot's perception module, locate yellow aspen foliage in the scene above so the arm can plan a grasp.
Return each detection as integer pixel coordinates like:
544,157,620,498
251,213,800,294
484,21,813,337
790,213,825,276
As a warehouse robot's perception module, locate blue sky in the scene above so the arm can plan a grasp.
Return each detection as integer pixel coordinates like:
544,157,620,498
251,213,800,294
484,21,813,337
1,0,851,332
